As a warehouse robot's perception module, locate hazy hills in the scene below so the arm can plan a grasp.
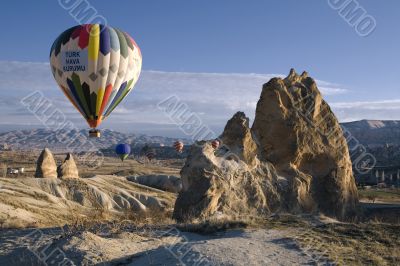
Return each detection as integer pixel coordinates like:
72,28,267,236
0,128,185,152
341,120,400,147
0,119,399,152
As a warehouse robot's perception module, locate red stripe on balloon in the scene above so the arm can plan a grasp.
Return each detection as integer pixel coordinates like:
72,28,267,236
99,84,113,115
78,24,91,49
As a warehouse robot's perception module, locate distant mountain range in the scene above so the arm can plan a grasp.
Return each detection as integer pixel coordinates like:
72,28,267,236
0,128,187,152
341,120,400,147
0,120,399,152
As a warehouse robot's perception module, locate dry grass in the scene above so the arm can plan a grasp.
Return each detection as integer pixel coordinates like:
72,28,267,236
359,188,400,203
59,204,175,239
174,214,400,266
261,214,400,266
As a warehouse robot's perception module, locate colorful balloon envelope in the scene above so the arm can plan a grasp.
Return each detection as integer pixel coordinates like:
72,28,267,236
141,144,155,161
145,150,156,161
211,139,220,149
115,143,131,161
49,24,142,136
174,141,184,153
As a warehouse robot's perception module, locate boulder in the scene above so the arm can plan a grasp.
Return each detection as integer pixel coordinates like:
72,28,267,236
173,139,281,221
35,148,57,178
173,69,358,222
57,153,79,179
127,175,182,193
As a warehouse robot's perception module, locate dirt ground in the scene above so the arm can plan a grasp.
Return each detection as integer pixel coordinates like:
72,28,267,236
0,222,330,265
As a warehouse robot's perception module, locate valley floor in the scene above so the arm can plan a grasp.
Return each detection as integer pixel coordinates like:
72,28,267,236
0,215,399,266
0,226,326,266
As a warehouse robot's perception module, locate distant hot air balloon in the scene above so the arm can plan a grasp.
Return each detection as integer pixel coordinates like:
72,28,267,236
115,143,131,161
49,24,142,138
211,139,220,149
174,141,184,153
145,150,156,161
141,144,156,161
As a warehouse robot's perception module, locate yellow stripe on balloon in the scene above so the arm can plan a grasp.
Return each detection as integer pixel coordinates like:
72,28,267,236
88,24,100,60
96,88,105,116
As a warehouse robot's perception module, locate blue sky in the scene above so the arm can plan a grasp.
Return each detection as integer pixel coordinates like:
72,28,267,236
0,0,399,137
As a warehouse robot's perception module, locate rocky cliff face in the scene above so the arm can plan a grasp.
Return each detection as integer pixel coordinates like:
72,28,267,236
173,69,358,221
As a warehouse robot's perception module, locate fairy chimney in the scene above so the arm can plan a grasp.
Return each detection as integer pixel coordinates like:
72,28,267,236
57,153,79,178
35,148,57,178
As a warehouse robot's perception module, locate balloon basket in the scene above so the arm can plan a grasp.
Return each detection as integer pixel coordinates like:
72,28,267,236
89,129,101,138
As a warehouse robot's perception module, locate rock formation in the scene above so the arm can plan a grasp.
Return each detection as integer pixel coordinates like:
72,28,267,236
173,69,358,221
35,148,57,178
0,175,174,228
57,153,79,178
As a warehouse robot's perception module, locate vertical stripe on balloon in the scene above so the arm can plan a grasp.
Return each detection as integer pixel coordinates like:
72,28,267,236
128,35,142,58
109,27,120,51
60,85,86,118
67,77,89,118
104,79,133,117
82,82,94,119
88,24,100,60
123,32,134,50
96,88,105,116
78,24,90,49
90,92,97,119
94,25,111,118
86,24,100,121
99,84,113,116
99,25,110,55
103,81,127,116
71,74,91,117
104,88,130,118
115,29,128,58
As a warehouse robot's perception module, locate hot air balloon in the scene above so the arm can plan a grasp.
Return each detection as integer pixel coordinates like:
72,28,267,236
145,150,156,161
115,143,131,161
174,141,184,153
49,24,142,138
141,144,156,161
211,139,220,149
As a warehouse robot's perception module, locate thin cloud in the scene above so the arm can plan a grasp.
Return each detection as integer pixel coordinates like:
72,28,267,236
331,99,400,110
1,60,393,137
330,99,400,122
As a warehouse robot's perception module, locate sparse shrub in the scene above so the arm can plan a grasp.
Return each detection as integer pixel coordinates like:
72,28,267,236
367,195,377,203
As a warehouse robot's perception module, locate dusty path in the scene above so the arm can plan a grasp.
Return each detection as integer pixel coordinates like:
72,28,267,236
0,227,325,265
130,229,321,266
128,229,322,266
